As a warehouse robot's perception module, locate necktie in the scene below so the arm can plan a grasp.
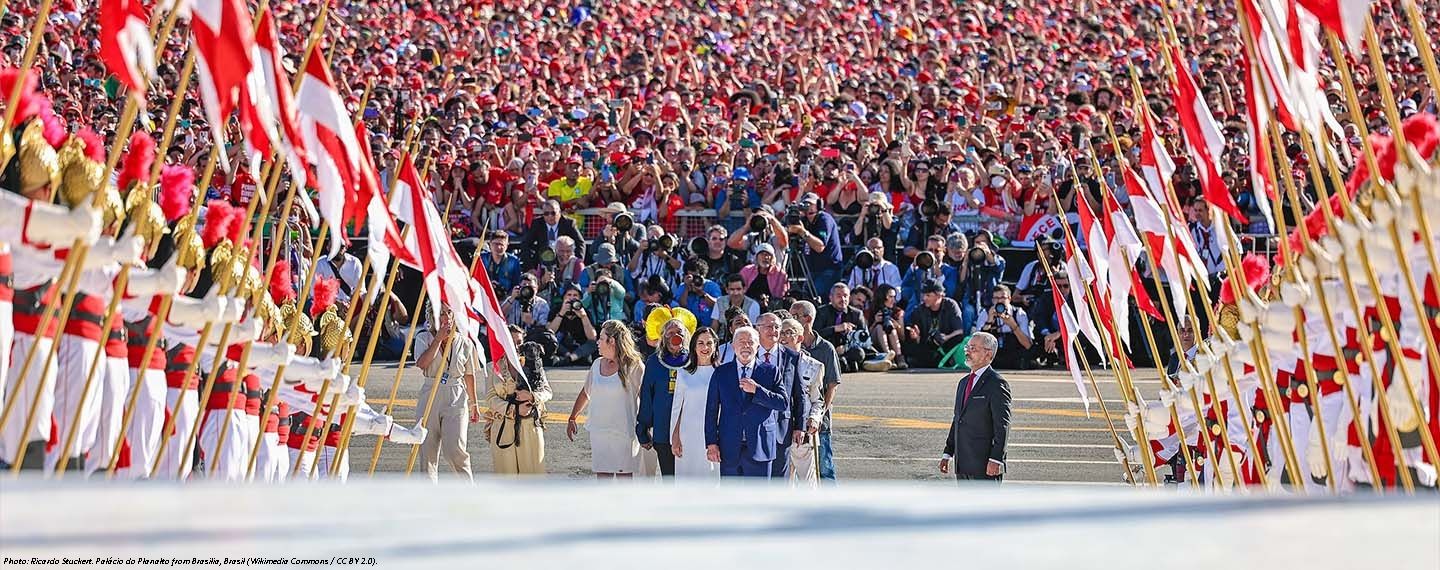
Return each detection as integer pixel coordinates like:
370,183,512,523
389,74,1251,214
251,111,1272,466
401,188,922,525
764,351,771,364
742,365,751,379
962,372,977,405
548,226,557,243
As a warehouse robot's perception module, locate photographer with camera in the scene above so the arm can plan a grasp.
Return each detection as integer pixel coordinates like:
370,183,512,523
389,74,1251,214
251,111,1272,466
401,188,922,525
868,284,909,370
629,224,683,288
1012,234,1064,310
845,237,902,293
546,285,599,366
850,191,896,250
716,166,761,225
814,283,873,373
535,235,585,307
502,273,551,331
740,244,790,310
903,198,965,266
787,193,843,295
901,248,958,313
588,202,642,268
632,276,673,330
482,231,524,297
958,230,1007,333
583,267,629,326
520,199,586,270
904,281,966,369
726,206,789,266
679,260,722,328
973,285,1034,369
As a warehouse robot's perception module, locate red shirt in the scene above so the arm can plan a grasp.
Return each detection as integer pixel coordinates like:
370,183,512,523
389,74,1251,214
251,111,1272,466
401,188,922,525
476,168,515,208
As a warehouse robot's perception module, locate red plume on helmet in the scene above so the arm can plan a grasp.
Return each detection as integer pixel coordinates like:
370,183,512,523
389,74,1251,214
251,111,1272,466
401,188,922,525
310,277,340,317
200,200,238,248
37,102,66,147
269,260,295,305
1219,254,1270,304
75,129,105,162
1344,113,1440,196
226,207,248,244
118,131,157,192
0,68,41,127
159,165,195,222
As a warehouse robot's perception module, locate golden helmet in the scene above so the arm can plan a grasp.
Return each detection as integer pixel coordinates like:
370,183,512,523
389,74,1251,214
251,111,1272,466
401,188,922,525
16,120,60,195
125,184,167,248
171,215,207,272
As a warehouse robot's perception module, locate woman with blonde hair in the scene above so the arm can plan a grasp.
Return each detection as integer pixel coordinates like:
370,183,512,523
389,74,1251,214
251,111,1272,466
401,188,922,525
567,320,645,478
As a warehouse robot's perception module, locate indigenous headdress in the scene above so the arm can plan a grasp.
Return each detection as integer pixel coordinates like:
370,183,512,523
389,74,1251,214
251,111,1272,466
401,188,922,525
646,306,697,369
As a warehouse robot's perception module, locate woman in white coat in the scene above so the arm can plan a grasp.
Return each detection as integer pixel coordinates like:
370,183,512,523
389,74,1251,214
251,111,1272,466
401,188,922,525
669,327,721,480
567,320,644,478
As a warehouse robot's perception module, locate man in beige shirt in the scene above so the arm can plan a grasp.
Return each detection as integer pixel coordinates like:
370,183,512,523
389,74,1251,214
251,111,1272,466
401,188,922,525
414,308,482,482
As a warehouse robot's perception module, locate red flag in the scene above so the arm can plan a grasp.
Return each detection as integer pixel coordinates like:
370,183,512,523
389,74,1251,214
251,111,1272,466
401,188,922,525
1046,269,1090,415
296,47,361,255
190,0,258,154
471,257,527,379
1167,45,1244,223
359,145,419,294
98,0,155,96
1296,0,1373,53
250,9,311,191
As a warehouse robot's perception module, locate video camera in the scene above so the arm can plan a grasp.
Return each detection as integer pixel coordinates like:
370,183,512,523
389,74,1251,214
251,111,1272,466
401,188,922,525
783,202,806,226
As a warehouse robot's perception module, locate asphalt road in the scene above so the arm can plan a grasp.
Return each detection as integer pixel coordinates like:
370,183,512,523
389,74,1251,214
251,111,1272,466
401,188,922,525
350,362,1160,485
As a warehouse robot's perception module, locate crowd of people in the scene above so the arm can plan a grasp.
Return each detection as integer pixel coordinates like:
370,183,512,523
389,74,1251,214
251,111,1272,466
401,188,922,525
7,0,1438,378
2,0,1439,487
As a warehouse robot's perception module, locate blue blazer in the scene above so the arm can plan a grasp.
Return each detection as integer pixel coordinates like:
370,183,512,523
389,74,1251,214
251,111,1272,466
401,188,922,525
636,353,676,446
705,359,787,463
772,346,811,438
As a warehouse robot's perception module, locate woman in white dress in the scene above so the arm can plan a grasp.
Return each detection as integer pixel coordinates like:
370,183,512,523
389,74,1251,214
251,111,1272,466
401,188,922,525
669,327,720,480
567,320,644,478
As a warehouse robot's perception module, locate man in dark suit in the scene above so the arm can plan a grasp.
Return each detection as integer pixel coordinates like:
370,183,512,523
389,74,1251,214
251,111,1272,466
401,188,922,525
754,313,810,478
705,326,788,477
519,199,586,269
940,332,1013,482
814,283,870,372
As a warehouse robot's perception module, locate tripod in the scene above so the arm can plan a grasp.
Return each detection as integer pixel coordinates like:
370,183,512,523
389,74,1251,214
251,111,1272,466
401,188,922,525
785,239,817,303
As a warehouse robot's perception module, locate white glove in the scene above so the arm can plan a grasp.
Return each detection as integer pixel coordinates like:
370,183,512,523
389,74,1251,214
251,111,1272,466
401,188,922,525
220,296,244,324
1123,402,1141,434
20,199,102,247
1177,370,1201,390
387,423,427,445
1280,281,1310,308
85,233,144,268
1237,296,1261,324
1297,254,1317,281
1193,352,1215,374
327,373,352,399
230,317,262,343
286,356,340,385
1415,462,1438,488
1369,197,1395,227
126,257,186,297
1142,402,1171,436
1335,219,1362,248
354,411,393,437
1158,387,1177,409
1237,322,1256,343
248,341,294,369
339,383,366,407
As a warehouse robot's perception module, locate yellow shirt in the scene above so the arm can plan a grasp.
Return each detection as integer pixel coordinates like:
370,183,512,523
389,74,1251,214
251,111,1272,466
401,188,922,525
547,177,593,203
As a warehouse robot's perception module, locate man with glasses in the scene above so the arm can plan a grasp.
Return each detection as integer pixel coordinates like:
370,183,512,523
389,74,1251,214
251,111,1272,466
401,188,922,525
940,333,1012,483
520,199,585,270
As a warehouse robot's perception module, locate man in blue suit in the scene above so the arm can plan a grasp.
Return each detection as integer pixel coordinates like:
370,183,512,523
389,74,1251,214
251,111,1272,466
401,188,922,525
705,326,788,477
754,313,809,478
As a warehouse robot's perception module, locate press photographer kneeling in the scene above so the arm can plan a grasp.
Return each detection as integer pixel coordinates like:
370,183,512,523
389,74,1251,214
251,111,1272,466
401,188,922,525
546,284,598,366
